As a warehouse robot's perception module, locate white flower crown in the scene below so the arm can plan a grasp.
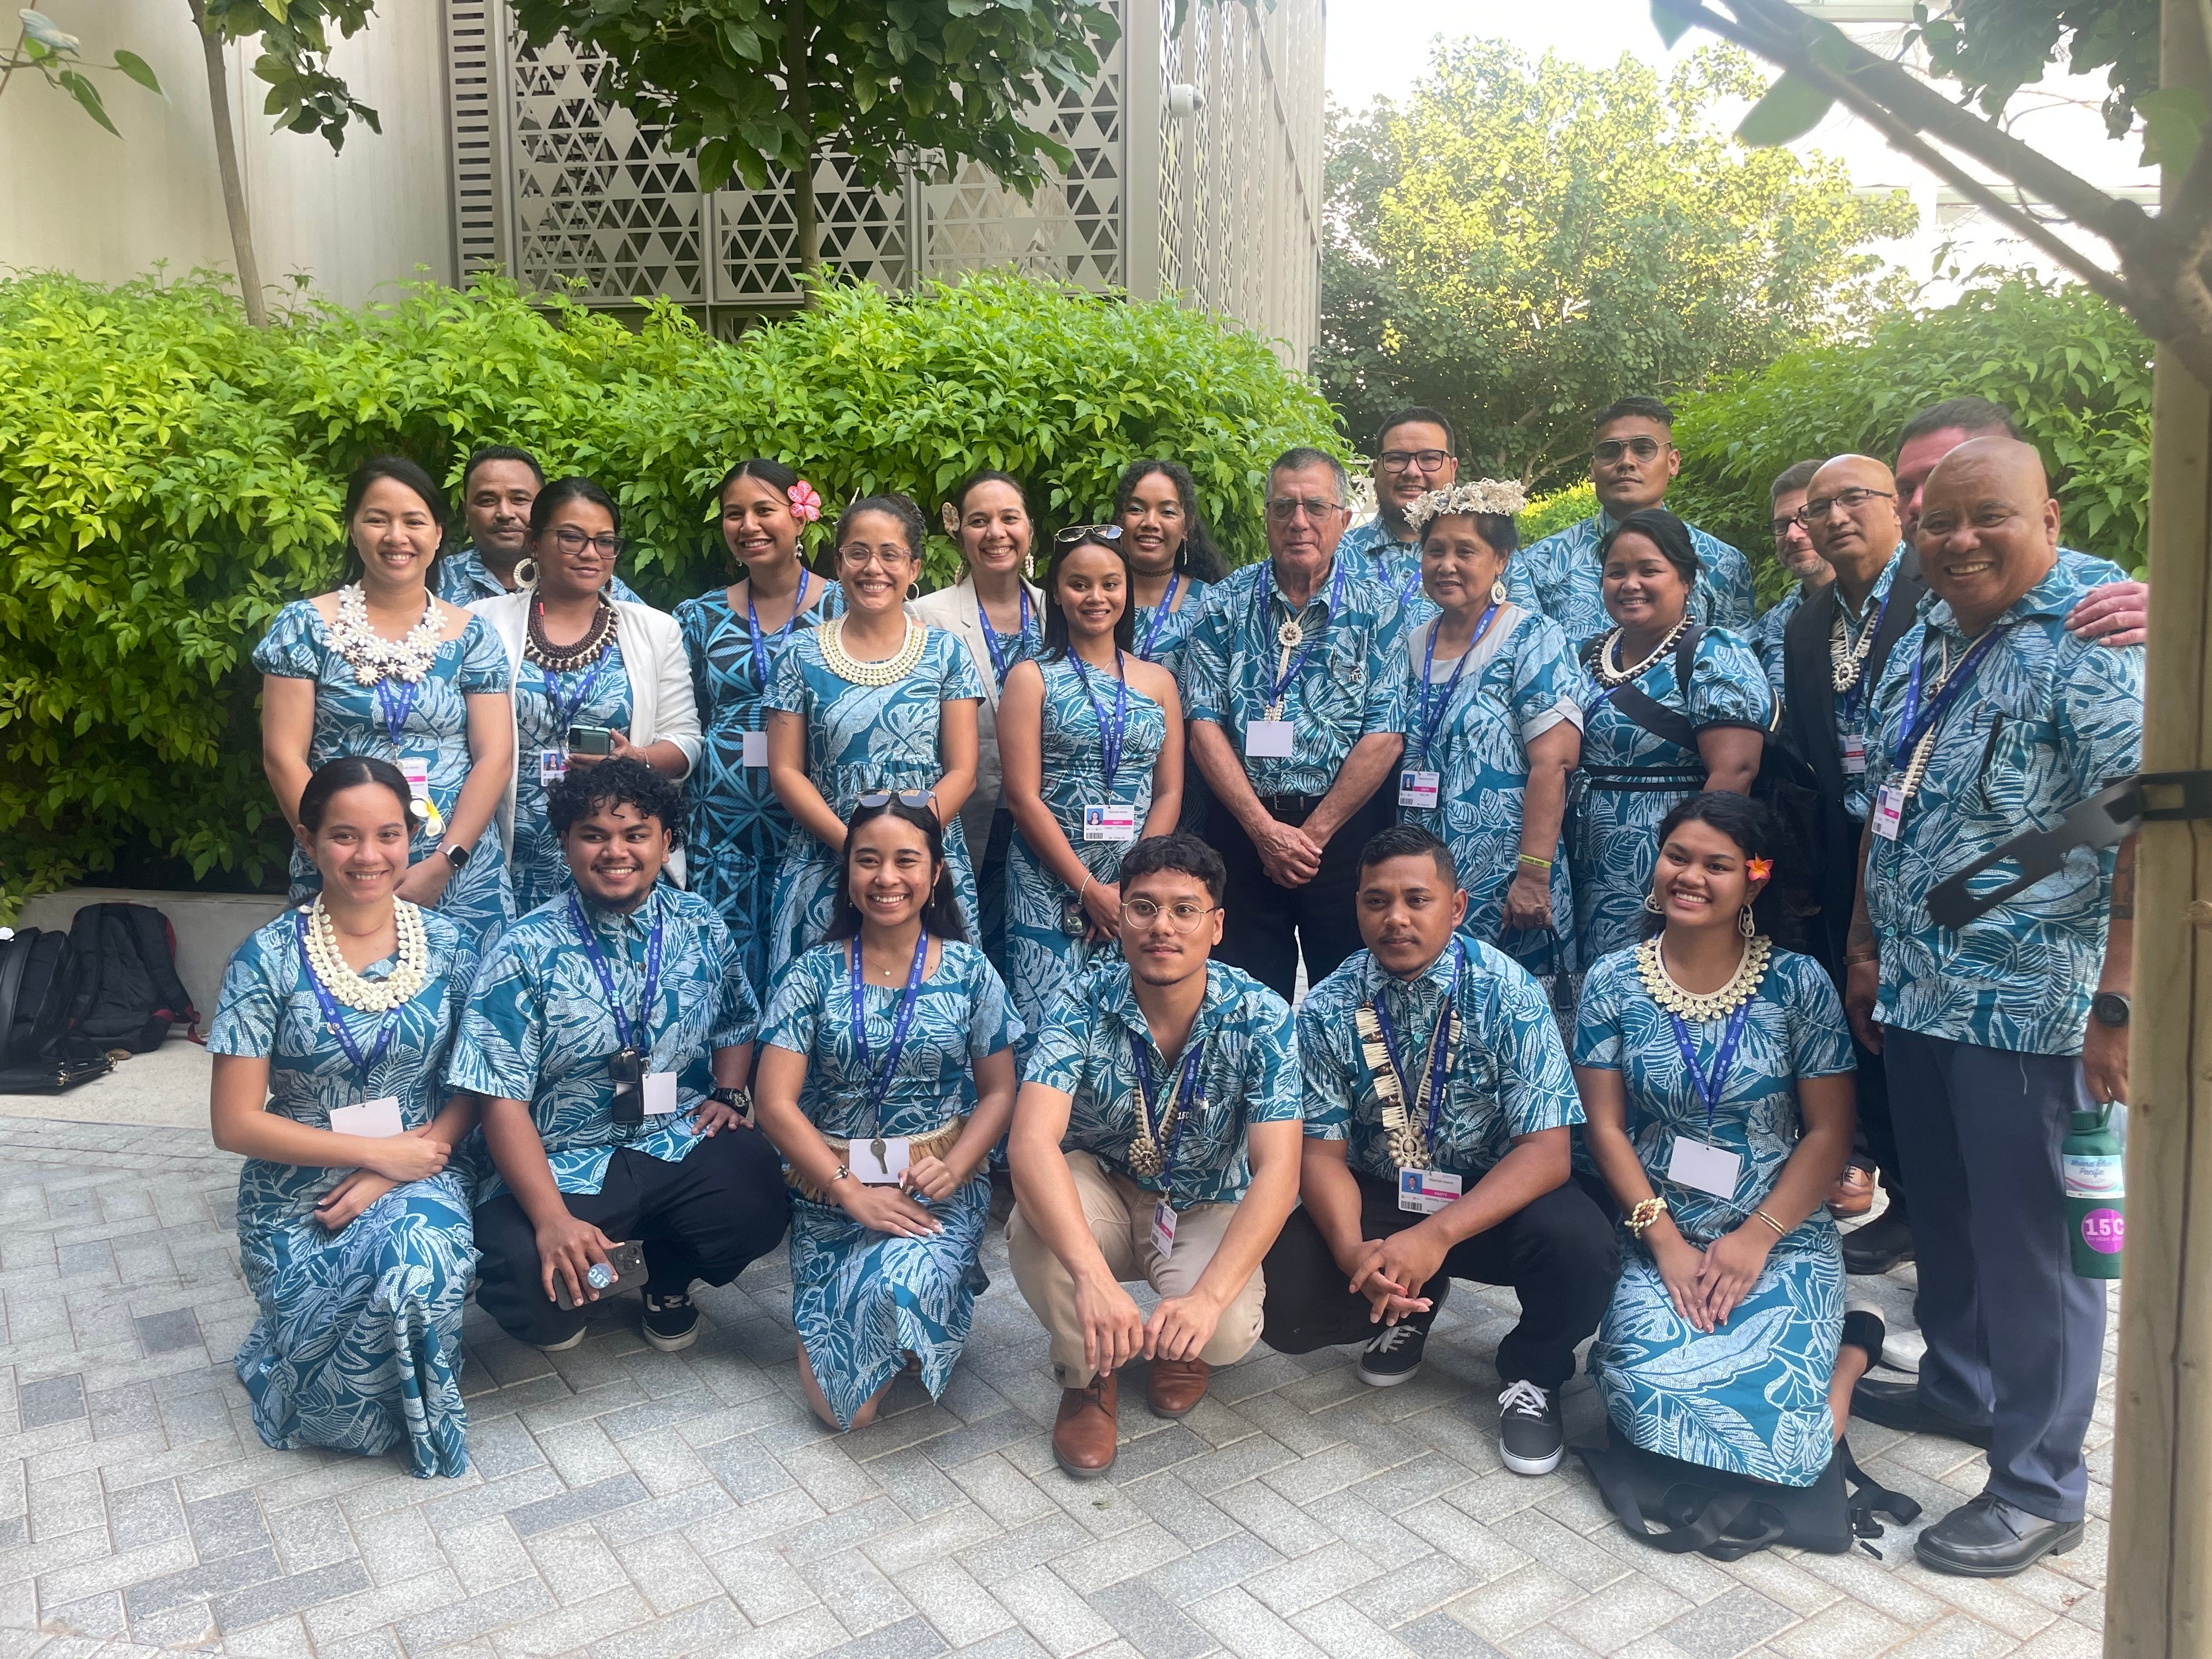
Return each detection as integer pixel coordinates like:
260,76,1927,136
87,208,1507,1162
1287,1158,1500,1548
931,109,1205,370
1403,479,1529,537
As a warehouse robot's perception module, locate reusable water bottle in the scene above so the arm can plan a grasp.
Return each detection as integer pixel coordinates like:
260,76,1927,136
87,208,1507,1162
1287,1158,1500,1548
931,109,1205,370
2063,1106,2125,1279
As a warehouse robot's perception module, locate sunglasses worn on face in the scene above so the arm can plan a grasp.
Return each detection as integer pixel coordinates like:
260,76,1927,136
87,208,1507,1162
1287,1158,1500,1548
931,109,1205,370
1593,437,1666,464
1054,524,1125,546
855,789,936,811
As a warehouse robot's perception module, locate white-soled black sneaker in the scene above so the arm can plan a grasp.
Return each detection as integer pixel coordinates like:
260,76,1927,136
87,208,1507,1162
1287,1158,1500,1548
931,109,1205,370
1356,1319,1429,1387
641,1290,700,1352
1498,1379,1562,1475
535,1328,586,1354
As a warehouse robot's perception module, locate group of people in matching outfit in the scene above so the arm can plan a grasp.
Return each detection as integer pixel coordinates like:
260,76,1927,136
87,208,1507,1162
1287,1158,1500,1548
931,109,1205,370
207,391,2146,1582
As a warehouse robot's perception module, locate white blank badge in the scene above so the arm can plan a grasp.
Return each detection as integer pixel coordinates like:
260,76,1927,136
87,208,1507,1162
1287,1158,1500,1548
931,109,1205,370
854,1137,912,1185
329,1097,404,1138
1245,720,1295,759
742,731,770,768
642,1072,680,1116
1667,1137,1743,1200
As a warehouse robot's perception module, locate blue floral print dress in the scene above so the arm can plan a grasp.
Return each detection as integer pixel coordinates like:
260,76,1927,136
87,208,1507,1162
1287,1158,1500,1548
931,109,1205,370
1398,607,1583,973
510,640,633,917
1576,944,1854,1486
676,579,843,992
254,601,515,949
1005,655,1168,1060
1131,575,1211,833
209,905,479,1478
1568,628,1771,962
762,625,986,973
758,939,1020,1428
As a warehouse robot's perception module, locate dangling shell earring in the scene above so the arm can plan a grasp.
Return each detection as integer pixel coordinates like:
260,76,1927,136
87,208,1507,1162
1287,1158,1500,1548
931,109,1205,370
1738,905,1757,938
1024,550,1036,580
1491,579,1509,605
513,558,540,589
1644,891,1664,914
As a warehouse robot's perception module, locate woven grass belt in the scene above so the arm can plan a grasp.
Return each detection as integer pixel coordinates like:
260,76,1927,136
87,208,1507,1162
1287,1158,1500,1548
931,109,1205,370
786,1116,970,1202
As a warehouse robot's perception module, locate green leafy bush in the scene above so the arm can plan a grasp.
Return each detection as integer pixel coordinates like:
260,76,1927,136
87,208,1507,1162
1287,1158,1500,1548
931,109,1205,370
0,269,1342,911
1667,274,2152,605
1516,483,1596,547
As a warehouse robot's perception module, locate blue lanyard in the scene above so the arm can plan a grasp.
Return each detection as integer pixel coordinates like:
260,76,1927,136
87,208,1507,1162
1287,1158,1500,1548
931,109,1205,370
1385,550,1423,607
1890,625,2009,773
1414,607,1495,768
293,912,400,1085
1130,1036,1203,1192
1668,999,1753,1139
1069,651,1131,789
1836,587,1892,721
1252,558,1347,709
540,653,611,736
1136,574,1180,662
849,930,930,1130
980,589,1034,689
1370,939,1462,1152
374,678,419,747
567,892,664,1057
744,571,811,687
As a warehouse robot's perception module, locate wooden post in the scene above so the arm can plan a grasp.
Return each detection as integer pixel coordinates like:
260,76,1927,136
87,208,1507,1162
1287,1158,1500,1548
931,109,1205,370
2103,3,2212,1651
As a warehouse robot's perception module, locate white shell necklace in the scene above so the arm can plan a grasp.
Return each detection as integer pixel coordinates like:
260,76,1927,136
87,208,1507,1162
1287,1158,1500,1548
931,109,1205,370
301,897,430,1012
331,584,443,688
1594,613,1690,688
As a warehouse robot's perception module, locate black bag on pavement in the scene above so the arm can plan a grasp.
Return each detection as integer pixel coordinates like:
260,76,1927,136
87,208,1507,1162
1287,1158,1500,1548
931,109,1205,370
64,901,196,1052
0,928,111,1094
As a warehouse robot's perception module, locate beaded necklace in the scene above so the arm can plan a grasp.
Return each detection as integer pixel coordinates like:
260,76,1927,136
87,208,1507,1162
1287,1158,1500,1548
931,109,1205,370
525,597,617,673
1593,613,1690,688
1634,933,1772,1023
819,615,926,686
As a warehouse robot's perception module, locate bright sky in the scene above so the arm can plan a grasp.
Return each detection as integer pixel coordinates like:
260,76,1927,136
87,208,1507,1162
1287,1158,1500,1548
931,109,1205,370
1326,0,1691,111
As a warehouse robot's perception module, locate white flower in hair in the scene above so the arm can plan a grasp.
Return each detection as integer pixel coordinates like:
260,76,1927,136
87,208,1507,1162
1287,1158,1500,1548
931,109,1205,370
1404,479,1529,538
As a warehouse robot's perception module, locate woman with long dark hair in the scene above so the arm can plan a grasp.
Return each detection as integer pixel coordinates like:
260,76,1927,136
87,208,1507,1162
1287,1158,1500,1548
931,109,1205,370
256,456,516,947
676,459,842,988
996,527,1182,1056
1112,458,1224,680
752,797,1019,1430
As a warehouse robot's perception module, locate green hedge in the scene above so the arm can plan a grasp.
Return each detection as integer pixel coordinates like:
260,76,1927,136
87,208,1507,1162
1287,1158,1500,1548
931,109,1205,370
0,270,1344,910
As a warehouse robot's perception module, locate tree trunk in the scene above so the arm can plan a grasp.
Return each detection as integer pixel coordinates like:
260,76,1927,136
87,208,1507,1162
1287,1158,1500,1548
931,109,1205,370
787,0,817,292
2103,4,2212,1651
188,0,266,326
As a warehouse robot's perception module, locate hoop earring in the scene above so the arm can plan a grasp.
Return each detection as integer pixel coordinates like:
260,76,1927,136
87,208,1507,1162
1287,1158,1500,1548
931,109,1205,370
512,558,539,589
1491,579,1508,605
906,582,920,602
1644,891,1664,914
1738,905,1757,938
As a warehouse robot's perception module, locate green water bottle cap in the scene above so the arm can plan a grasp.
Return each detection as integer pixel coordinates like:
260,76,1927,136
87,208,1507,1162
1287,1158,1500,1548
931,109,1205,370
2070,1110,2103,1133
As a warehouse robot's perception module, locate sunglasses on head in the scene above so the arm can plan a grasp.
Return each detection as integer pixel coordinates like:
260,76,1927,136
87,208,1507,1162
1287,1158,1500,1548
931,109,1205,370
1054,524,1124,546
854,789,936,811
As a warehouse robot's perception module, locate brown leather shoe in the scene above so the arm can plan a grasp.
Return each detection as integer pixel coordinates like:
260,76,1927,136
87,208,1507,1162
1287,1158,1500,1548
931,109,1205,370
1053,1372,1118,1478
1828,1164,1876,1218
1147,1357,1211,1419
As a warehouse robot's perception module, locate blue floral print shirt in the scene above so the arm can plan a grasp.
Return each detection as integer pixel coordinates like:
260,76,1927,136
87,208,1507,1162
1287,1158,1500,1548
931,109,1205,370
1509,511,1757,647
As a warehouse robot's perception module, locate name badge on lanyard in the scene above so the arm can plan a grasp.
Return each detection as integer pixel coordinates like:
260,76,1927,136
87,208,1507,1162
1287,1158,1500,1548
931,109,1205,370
1245,720,1295,759
1840,733,1867,775
1871,782,1905,840
539,748,568,787
854,1135,912,1185
328,1097,405,1138
1664,1000,1751,1200
1398,1167,1463,1214
1666,1137,1743,1199
1073,655,1135,837
1397,770,1440,810
377,679,436,837
1149,1201,1177,1257
851,930,930,1183
742,730,770,768
1084,803,1137,842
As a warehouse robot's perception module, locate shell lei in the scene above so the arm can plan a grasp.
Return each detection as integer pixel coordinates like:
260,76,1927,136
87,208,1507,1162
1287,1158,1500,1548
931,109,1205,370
1634,933,1774,1023
331,585,443,687
302,898,430,1012
1125,1099,1178,1178
1355,1001,1454,1169
1593,613,1691,689
1829,600,1880,693
819,616,927,686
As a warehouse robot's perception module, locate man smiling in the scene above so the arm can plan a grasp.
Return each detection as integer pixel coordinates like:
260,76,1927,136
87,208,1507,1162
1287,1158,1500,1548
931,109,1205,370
1340,406,1459,626
436,445,642,605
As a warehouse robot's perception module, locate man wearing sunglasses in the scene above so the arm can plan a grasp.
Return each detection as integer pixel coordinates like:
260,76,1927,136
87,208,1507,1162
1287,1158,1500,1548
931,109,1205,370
1184,447,1408,1005
1006,834,1302,1477
1340,405,1459,624
1510,397,1756,646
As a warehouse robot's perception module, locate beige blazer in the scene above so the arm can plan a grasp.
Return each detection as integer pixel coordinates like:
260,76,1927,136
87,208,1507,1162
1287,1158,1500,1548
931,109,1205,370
906,571,1046,858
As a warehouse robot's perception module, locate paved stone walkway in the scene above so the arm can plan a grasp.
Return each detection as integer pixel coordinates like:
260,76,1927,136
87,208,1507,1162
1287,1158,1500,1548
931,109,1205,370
0,1117,2112,1659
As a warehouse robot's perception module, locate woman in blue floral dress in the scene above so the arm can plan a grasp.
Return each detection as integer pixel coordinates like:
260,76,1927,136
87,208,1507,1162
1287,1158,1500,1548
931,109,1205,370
256,456,516,949
209,756,480,1477
1396,483,1584,973
1114,459,1223,834
753,797,1020,1430
764,495,985,973
1576,794,1875,1486
997,528,1180,1058
1570,509,1771,964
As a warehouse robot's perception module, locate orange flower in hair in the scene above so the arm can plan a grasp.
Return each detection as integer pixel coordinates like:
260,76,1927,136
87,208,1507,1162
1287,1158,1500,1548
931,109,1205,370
1746,857,1773,883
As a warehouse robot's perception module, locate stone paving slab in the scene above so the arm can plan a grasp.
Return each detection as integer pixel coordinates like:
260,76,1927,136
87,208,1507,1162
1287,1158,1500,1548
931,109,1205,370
0,1118,2112,1658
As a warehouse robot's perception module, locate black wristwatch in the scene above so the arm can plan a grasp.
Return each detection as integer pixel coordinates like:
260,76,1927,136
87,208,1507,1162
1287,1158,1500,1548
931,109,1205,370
2091,991,2131,1028
709,1084,753,1119
439,839,472,870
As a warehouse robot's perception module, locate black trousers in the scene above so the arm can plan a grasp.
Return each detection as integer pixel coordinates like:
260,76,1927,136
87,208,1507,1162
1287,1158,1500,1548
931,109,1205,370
1210,792,1392,1005
473,1127,791,1348
1260,1171,1621,1392
1806,814,1904,1204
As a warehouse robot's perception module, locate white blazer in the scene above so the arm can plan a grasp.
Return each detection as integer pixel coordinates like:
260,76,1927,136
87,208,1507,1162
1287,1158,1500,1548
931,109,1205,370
471,591,704,878
907,572,1046,856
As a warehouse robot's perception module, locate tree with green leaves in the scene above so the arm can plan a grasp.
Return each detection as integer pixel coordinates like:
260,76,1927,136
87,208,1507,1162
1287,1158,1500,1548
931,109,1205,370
508,0,1118,278
1,8,162,132
1317,40,1916,491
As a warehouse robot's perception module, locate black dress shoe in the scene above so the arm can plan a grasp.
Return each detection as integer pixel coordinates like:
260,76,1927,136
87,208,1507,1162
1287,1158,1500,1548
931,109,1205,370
1850,1376,1993,1448
1842,1207,1914,1275
1915,1493,2084,1577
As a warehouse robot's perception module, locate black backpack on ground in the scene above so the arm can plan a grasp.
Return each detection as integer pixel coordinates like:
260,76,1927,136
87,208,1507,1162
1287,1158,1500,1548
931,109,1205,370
64,902,196,1052
0,929,110,1094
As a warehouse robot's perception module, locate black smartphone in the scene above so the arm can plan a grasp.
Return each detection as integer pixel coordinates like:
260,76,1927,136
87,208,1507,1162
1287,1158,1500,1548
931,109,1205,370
554,1239,647,1311
568,725,615,755
609,1047,645,1127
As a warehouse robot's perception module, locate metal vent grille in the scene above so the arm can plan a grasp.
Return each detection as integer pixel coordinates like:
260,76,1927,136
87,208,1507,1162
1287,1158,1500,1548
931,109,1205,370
444,0,505,280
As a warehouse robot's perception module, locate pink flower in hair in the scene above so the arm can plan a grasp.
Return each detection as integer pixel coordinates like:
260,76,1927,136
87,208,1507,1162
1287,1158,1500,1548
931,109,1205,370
1746,857,1773,883
787,480,823,523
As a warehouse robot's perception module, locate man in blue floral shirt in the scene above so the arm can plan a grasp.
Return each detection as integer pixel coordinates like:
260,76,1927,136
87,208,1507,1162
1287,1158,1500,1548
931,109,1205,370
1262,825,1616,1477
1006,834,1302,1477
450,758,787,1354
1184,446,1408,1002
1340,405,1455,629
436,445,641,606
1844,438,2141,1578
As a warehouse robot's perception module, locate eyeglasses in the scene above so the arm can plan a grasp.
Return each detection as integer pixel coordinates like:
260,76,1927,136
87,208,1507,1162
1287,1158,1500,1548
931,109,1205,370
854,789,935,811
1592,437,1666,465
1264,496,1346,523
1796,487,1896,525
1054,524,1125,546
1121,896,1219,932
1378,449,1453,474
838,544,915,568
552,527,628,557
1769,517,1804,539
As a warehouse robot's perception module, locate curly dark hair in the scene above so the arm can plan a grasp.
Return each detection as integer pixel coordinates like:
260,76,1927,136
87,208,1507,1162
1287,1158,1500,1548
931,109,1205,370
546,755,685,848
1110,459,1227,583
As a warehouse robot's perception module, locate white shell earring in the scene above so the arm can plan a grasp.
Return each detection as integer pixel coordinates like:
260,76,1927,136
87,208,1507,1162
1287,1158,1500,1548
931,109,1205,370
1491,579,1508,605
1738,905,1757,938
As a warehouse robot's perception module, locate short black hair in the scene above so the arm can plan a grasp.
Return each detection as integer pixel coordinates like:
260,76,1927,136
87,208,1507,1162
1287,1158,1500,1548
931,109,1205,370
547,755,684,848
462,445,544,493
1269,447,1350,505
529,476,622,541
1769,458,1821,504
298,755,421,837
1600,507,1701,589
1592,396,1674,433
1898,397,2021,449
839,494,927,559
1375,405,1457,455
1357,822,1458,889
1118,832,1226,908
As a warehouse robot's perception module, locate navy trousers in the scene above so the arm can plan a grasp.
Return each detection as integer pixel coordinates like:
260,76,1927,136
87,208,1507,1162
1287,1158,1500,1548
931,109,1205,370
1882,1029,2105,1521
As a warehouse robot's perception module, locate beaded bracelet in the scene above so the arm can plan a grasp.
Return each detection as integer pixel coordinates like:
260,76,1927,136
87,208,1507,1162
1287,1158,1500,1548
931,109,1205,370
1626,1196,1668,1237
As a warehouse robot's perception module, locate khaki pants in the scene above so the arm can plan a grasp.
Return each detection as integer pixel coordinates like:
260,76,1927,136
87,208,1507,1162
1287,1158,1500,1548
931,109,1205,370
1006,1150,1266,1388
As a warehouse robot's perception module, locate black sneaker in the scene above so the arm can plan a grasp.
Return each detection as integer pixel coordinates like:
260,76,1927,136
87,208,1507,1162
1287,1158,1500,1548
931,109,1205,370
1498,1379,1562,1476
641,1289,700,1352
1356,1319,1429,1387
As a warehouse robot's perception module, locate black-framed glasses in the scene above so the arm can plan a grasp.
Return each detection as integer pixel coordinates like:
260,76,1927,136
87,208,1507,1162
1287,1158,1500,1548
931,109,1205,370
1592,437,1666,465
1121,896,1219,932
1054,523,1125,546
854,788,935,811
1378,448,1452,473
553,527,628,557
1769,516,1803,539
1796,487,1896,525
1264,496,1346,523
